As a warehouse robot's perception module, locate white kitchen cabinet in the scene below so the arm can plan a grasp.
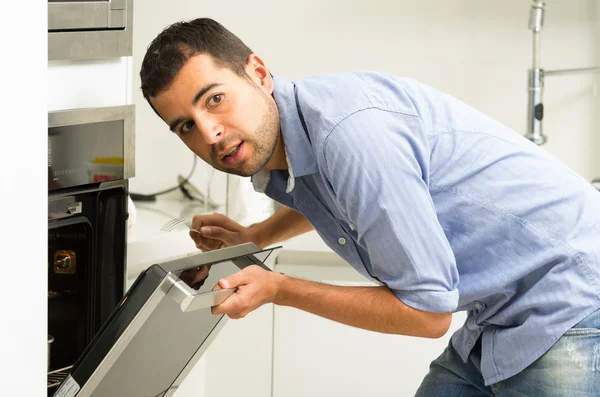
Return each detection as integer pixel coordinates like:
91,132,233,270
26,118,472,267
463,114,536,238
272,261,467,397
202,304,275,397
172,356,208,397
172,303,274,397
201,252,280,397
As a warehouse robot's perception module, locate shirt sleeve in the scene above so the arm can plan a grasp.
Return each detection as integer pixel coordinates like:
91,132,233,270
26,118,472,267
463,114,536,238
322,107,459,313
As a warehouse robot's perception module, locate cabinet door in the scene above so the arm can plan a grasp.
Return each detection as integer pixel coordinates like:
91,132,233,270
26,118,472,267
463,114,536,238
171,303,274,397
202,252,279,397
203,304,274,397
172,357,207,397
272,263,466,397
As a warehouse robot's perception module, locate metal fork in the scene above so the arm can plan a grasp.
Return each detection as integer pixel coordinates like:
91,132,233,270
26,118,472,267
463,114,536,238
160,217,201,234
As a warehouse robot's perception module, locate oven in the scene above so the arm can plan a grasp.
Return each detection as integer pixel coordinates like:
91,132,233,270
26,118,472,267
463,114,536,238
48,0,134,61
47,105,134,395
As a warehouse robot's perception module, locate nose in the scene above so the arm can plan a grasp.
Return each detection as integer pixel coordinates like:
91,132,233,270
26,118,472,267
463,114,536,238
195,116,223,145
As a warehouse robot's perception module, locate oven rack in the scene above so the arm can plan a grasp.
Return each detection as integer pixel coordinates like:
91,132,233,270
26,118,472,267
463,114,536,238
47,365,73,389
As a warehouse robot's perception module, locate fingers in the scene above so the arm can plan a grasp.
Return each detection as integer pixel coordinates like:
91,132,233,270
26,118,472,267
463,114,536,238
199,226,236,245
190,213,242,233
216,267,249,290
211,269,249,316
210,266,272,319
189,213,244,252
211,292,249,319
189,229,203,247
190,230,224,252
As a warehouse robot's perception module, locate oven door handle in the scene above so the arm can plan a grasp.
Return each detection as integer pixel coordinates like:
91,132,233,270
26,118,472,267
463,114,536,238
167,278,236,313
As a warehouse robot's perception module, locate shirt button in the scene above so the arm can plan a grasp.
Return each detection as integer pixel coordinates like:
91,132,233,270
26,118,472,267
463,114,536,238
349,223,356,231
475,303,482,310
338,237,347,245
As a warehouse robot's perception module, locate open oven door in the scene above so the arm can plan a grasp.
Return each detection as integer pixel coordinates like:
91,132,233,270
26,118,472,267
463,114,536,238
51,242,280,397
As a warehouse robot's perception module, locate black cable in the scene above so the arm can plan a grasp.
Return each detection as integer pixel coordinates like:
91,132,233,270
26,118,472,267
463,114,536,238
129,154,197,202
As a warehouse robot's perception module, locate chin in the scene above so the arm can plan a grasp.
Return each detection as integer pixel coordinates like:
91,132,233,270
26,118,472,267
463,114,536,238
220,164,259,178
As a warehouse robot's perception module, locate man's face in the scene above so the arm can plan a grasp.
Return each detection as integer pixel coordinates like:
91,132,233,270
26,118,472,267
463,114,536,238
150,54,280,177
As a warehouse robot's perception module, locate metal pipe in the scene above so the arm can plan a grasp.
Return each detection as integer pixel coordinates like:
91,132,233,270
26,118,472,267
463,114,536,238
524,1,599,146
526,69,546,145
533,30,541,70
526,0,547,145
544,67,600,77
530,0,544,69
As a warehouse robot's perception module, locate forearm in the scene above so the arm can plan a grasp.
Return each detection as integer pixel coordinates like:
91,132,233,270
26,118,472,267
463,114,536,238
249,206,313,248
272,273,451,338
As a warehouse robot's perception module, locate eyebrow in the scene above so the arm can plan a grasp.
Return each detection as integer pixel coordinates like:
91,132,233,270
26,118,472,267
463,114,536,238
168,83,222,132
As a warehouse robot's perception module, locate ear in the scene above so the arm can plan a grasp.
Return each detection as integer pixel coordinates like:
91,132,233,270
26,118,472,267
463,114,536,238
245,54,274,95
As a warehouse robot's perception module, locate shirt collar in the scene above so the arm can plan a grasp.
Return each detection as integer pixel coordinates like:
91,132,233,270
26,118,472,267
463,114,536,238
251,75,318,194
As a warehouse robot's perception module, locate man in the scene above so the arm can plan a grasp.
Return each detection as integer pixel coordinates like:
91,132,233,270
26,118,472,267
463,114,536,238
140,18,600,396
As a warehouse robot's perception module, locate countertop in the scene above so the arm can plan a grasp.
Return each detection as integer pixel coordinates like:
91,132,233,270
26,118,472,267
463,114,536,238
126,197,224,282
126,197,347,284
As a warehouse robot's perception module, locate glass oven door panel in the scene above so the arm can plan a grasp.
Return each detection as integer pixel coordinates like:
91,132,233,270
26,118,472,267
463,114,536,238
52,243,280,397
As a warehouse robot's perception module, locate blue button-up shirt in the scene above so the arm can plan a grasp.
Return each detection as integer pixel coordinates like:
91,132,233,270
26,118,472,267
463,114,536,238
252,72,600,385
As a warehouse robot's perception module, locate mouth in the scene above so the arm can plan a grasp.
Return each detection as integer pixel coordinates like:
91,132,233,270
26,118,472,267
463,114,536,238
220,142,244,165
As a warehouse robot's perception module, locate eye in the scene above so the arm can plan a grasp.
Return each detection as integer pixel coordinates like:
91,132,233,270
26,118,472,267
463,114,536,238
180,120,195,135
206,94,223,108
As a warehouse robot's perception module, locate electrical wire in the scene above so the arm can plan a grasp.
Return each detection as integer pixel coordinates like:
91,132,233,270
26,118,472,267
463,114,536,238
204,168,215,213
129,154,197,202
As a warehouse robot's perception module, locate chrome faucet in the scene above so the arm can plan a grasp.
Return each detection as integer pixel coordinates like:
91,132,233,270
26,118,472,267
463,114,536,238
526,0,600,145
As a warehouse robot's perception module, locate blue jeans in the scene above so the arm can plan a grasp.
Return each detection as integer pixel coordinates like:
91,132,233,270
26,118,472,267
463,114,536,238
415,309,600,397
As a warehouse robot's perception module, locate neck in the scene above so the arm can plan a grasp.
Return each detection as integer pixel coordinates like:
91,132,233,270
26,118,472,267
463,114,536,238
264,131,288,171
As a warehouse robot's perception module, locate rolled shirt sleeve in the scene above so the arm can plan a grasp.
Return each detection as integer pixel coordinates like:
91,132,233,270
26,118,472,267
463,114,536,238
323,108,459,313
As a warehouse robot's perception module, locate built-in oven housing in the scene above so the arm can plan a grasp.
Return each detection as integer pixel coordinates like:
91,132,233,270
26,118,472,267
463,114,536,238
47,105,135,395
48,0,133,61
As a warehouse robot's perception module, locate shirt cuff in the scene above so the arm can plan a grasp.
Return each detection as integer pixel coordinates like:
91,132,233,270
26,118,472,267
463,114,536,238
393,289,459,313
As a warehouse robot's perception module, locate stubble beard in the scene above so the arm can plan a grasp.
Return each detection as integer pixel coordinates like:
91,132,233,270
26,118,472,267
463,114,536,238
217,94,280,177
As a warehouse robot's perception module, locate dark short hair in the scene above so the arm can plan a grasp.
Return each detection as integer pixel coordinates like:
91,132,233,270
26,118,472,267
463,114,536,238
140,18,253,104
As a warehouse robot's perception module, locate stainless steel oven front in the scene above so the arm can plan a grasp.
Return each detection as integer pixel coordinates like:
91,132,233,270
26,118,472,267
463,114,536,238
48,0,134,61
47,104,135,395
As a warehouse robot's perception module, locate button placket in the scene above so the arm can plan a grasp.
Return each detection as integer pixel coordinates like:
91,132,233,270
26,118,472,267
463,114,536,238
292,178,376,280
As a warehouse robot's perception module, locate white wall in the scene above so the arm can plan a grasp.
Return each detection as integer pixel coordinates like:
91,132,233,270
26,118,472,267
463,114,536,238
130,3,228,204
131,0,599,215
596,3,600,180
48,58,132,111
127,2,599,395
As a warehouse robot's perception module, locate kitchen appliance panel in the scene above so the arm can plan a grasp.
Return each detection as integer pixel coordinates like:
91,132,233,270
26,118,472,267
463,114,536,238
48,0,133,61
48,180,129,378
52,244,279,397
48,105,135,191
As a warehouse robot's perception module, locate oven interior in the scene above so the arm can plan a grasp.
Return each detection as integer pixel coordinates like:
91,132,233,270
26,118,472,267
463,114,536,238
47,184,127,395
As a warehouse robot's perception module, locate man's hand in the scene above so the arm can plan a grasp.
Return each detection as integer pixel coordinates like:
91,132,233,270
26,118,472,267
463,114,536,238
189,213,261,252
211,265,281,319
